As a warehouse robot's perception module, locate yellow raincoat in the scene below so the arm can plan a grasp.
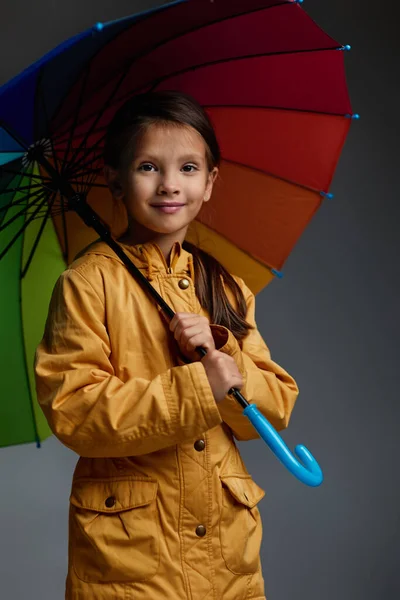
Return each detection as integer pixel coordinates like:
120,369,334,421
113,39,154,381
34,239,299,600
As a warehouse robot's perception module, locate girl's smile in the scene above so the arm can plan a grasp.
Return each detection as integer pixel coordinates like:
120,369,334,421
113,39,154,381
151,204,185,213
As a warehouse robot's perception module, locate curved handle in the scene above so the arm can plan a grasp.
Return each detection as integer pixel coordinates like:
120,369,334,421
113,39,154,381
242,403,323,487
196,344,323,487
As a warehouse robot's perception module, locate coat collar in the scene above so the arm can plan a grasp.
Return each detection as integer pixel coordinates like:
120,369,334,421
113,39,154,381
80,238,194,281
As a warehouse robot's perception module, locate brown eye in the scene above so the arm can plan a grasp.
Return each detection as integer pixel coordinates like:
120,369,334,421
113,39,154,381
139,163,156,172
182,164,197,173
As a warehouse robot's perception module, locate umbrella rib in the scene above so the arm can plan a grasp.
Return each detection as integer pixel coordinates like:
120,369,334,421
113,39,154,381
72,166,102,176
203,103,353,118
0,189,49,232
35,72,60,175
66,68,130,173
0,121,31,153
150,44,341,89
69,155,103,180
59,193,69,262
80,136,93,193
0,189,45,231
85,168,102,195
21,192,57,278
0,182,44,197
81,170,92,194
52,123,107,145
0,166,51,183
68,179,107,188
0,193,50,261
68,146,104,178
222,158,323,195
77,137,89,193
61,65,91,173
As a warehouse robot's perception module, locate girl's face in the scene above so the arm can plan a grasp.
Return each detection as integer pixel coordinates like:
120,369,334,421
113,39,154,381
105,123,218,249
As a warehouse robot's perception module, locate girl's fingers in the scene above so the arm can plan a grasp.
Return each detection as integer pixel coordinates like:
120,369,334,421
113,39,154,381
178,325,213,351
168,313,215,357
175,323,202,343
169,313,208,332
183,332,214,353
173,318,209,342
169,312,193,332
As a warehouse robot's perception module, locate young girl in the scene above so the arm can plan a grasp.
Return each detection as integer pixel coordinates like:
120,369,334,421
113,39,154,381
34,91,299,600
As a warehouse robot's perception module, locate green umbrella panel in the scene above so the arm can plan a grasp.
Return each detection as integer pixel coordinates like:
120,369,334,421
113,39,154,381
0,163,66,447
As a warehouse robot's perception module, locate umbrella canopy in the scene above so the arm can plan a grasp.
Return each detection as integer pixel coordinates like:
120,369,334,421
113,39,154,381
0,0,355,447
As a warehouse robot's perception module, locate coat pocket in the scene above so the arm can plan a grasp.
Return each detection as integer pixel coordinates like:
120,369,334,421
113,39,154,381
69,476,159,583
219,474,265,575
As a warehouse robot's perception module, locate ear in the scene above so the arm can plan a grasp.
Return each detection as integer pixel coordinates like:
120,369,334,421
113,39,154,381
103,165,124,200
204,167,219,202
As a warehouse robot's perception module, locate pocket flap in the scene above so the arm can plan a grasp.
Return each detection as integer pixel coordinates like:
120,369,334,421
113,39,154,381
70,477,158,513
220,474,265,508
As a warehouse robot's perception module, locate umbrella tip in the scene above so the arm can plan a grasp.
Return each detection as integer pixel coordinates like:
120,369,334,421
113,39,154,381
320,191,334,200
345,113,360,119
294,0,304,3
93,22,104,33
271,268,284,279
339,44,352,51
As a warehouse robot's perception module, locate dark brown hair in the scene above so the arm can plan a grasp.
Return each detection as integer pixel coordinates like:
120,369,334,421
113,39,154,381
104,91,254,342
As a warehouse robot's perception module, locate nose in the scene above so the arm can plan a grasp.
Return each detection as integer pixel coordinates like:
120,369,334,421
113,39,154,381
157,170,180,196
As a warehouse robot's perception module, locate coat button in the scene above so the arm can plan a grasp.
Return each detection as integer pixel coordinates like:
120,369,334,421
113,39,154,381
194,439,206,452
178,278,190,289
105,496,116,508
195,525,206,537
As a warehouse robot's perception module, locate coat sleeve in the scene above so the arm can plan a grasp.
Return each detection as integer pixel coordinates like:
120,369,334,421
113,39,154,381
34,267,222,458
209,278,299,441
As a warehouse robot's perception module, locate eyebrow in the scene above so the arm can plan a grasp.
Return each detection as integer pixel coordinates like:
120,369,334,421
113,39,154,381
136,153,205,163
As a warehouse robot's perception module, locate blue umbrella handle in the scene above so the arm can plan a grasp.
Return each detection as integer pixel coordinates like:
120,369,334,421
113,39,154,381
194,344,323,487
233,391,324,487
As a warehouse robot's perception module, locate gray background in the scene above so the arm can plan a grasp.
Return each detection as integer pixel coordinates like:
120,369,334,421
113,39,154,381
0,1,399,598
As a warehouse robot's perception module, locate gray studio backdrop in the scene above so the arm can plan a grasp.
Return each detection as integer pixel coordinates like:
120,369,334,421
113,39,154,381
0,1,399,599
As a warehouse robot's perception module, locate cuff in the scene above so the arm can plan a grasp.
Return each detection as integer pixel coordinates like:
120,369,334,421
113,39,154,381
210,324,242,355
188,361,223,430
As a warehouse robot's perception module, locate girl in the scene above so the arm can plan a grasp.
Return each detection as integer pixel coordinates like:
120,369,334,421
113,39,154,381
34,91,299,600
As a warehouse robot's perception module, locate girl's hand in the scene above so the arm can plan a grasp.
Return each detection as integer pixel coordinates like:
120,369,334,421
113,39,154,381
201,350,244,403
169,312,216,363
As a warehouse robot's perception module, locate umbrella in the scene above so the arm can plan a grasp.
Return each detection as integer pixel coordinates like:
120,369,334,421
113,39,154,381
0,0,357,483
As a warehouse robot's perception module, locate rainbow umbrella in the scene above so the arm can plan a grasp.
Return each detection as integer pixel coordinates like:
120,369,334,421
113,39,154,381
0,0,356,451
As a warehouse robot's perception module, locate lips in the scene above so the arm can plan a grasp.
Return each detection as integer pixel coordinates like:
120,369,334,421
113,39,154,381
150,203,185,214
150,203,185,207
